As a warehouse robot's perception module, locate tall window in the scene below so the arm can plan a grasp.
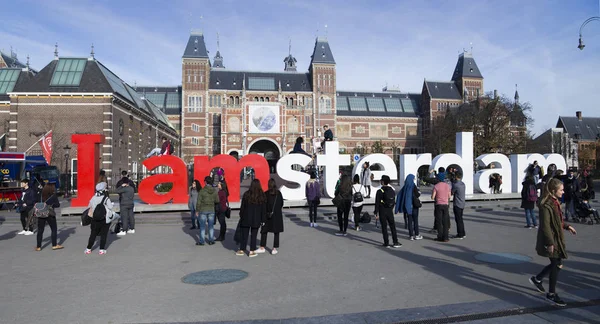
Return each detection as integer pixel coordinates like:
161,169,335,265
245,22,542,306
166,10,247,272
319,97,332,114
191,123,201,132
191,137,200,145
187,96,202,112
235,96,240,105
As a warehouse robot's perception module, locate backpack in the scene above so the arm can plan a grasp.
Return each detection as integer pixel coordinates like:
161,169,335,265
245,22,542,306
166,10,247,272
34,202,51,218
380,186,396,208
92,196,108,221
33,195,55,219
167,142,174,155
527,184,538,202
352,186,364,203
360,212,371,223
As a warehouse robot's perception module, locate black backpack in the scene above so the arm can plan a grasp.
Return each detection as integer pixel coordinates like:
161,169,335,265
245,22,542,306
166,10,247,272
92,196,108,221
168,141,175,155
380,186,396,208
352,186,364,203
360,212,371,223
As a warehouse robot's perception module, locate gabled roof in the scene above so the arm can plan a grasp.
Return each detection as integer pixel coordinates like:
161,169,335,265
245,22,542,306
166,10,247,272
182,33,209,59
10,57,175,131
557,116,600,141
209,70,312,92
424,81,462,100
12,59,113,93
309,37,335,65
451,52,483,81
336,91,421,118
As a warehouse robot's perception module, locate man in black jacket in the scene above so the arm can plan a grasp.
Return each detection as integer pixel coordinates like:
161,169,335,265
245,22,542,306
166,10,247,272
17,178,37,235
116,170,135,189
374,175,401,248
563,169,580,221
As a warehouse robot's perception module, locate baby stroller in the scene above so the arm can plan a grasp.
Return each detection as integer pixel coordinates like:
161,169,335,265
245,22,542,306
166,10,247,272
573,196,600,225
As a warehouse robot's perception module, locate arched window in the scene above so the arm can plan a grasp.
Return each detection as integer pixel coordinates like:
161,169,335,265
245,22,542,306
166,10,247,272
229,96,234,105
254,97,259,102
290,98,294,106
235,96,240,105
265,97,269,102
260,97,264,102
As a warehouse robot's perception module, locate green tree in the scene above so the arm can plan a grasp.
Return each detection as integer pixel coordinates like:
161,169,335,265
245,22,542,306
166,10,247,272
371,140,386,154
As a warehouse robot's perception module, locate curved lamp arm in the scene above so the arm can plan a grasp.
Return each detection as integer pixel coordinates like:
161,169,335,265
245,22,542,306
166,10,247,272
578,16,600,50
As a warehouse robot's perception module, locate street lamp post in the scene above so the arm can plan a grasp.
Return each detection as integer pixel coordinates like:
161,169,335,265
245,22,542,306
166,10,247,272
63,145,71,198
578,16,600,50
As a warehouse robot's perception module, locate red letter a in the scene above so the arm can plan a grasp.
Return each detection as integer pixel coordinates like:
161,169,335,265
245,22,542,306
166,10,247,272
138,155,188,204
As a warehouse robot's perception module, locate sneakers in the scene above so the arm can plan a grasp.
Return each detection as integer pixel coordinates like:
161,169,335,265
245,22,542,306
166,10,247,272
52,245,64,250
117,231,127,236
534,225,539,229
99,249,106,255
409,236,415,241
248,251,257,258
24,231,34,236
127,229,135,234
453,235,466,240
391,243,402,248
546,293,566,307
271,248,278,255
414,235,423,240
529,276,545,293
310,222,314,227
343,232,348,237
524,225,533,229
313,223,318,228
85,249,92,255
35,247,41,251
195,242,205,246
255,247,266,254
335,232,344,236
356,226,361,232
17,230,26,235
236,250,245,256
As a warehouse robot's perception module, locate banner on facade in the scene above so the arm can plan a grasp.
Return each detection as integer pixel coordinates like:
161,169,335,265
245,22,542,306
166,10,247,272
248,105,279,134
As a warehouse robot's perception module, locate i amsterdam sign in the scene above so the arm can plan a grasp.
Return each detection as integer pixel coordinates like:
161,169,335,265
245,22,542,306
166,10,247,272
70,133,567,207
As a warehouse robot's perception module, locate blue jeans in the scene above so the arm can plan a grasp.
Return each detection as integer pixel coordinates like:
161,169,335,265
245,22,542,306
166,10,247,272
190,206,197,227
198,212,215,244
525,208,537,227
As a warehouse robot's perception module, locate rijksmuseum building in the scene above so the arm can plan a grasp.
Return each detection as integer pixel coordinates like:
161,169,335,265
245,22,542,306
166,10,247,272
0,31,486,182
137,31,485,164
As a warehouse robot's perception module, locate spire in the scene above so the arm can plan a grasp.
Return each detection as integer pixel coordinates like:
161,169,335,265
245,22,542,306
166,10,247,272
284,38,297,72
309,37,336,66
451,51,483,81
90,43,95,59
514,83,520,103
183,32,209,59
54,43,58,60
26,55,30,70
213,32,225,68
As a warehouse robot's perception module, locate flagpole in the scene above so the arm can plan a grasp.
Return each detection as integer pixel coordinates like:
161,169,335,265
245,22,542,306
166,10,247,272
25,130,51,154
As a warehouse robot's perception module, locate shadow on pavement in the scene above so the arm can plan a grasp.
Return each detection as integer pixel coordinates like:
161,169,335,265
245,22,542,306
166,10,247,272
40,226,77,249
0,229,18,241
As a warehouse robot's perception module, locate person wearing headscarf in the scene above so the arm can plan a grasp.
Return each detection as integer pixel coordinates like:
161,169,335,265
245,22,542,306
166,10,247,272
395,174,422,240
85,182,114,255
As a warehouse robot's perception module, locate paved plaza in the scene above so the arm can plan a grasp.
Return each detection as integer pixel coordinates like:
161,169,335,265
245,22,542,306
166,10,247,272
1,198,599,324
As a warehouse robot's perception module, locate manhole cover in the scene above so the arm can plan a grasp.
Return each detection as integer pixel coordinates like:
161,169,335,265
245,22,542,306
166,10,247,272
182,269,248,285
474,253,532,264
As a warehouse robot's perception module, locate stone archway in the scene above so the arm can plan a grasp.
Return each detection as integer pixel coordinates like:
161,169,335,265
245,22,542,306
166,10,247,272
248,139,281,173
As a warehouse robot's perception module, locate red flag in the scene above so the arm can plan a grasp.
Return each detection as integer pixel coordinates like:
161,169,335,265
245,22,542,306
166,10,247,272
39,131,53,164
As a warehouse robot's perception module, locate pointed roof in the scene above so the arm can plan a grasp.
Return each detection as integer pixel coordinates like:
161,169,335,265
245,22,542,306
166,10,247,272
424,80,462,100
213,50,225,68
557,114,600,141
309,37,335,65
514,89,520,101
182,32,209,59
451,52,483,81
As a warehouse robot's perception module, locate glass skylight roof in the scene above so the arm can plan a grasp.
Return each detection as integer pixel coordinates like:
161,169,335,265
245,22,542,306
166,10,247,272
0,69,20,94
336,96,349,110
166,92,180,109
366,97,385,112
248,77,275,90
145,93,166,107
383,98,403,112
401,98,416,113
348,97,367,111
50,59,86,86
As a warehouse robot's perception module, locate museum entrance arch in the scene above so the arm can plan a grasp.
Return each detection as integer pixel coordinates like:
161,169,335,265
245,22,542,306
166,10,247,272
248,139,281,173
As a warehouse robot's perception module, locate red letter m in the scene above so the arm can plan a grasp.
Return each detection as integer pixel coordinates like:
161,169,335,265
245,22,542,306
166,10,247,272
193,154,270,202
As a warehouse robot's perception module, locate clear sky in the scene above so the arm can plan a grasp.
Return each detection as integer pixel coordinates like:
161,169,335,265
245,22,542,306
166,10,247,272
1,0,599,136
